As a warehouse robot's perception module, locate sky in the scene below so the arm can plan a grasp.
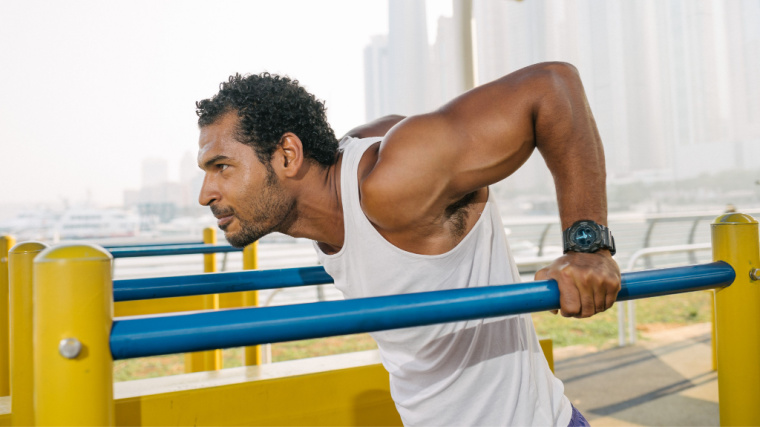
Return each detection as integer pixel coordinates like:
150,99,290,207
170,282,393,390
0,0,398,209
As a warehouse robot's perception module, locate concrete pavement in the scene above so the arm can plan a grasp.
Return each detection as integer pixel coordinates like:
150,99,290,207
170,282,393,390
554,322,718,426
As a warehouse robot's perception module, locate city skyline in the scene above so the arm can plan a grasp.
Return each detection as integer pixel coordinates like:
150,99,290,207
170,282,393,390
3,0,758,222
364,0,760,196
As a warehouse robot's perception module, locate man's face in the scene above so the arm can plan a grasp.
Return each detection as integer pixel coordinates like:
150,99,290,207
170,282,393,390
197,112,294,247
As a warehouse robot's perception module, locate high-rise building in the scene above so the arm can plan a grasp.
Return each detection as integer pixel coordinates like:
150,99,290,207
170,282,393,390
364,0,760,199
364,35,390,121
365,0,433,120
387,0,430,116
140,158,168,188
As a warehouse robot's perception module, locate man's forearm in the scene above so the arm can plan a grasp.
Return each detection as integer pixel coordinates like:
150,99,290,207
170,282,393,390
342,115,406,139
533,65,608,229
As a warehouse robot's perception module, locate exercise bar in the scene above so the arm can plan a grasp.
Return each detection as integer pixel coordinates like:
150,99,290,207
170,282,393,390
102,241,203,249
110,262,734,360
109,243,242,258
113,266,333,301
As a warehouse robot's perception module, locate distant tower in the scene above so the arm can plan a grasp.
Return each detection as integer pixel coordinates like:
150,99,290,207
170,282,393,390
387,0,430,116
141,158,168,188
364,35,390,121
180,151,200,209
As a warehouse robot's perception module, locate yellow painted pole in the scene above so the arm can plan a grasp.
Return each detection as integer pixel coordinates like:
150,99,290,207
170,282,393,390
243,241,262,365
712,213,760,426
203,227,218,273
710,290,717,371
33,244,114,426
0,235,15,397
184,228,221,372
9,242,47,427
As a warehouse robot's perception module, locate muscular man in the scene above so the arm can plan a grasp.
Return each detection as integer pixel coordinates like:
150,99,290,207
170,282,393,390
196,62,620,426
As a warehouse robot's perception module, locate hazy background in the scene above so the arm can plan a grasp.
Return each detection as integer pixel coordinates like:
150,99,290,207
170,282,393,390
1,0,759,228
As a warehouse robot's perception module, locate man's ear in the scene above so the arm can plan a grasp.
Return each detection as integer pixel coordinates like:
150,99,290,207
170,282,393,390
276,132,304,178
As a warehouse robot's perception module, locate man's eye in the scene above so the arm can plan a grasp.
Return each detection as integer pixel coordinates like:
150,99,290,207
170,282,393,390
218,164,229,171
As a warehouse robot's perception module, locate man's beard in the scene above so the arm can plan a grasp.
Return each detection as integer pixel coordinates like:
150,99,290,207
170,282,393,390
214,171,294,248
224,215,275,248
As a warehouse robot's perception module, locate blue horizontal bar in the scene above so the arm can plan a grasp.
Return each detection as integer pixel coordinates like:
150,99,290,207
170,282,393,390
110,262,735,360
103,241,203,249
109,243,242,258
113,266,333,302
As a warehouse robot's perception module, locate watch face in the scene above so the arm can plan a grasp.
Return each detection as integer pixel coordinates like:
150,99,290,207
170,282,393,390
573,224,598,249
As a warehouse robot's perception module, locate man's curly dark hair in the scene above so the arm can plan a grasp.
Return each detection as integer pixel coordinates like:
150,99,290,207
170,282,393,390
196,73,339,167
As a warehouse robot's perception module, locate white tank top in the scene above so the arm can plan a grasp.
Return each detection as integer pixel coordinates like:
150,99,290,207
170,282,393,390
314,137,572,426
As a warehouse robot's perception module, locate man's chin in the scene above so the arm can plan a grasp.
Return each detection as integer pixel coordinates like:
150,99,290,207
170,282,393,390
224,230,264,248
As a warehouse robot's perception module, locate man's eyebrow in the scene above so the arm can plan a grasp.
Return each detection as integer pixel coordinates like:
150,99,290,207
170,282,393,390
200,155,231,169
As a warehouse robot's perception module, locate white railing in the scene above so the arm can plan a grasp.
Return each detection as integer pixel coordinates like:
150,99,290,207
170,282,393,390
617,243,712,346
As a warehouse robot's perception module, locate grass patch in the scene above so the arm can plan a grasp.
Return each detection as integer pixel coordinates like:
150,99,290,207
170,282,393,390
114,354,185,382
532,290,713,350
114,333,377,382
114,292,713,382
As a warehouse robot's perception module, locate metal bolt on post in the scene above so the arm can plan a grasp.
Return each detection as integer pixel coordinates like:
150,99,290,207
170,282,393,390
712,213,760,426
59,338,82,359
33,244,114,426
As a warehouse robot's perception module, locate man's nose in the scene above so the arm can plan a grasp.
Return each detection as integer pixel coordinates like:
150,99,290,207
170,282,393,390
198,175,219,206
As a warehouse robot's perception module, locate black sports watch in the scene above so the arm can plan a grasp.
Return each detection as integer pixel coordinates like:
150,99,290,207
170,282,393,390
562,220,616,256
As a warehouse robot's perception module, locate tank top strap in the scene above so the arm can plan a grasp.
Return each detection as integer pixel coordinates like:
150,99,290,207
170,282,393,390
338,136,382,230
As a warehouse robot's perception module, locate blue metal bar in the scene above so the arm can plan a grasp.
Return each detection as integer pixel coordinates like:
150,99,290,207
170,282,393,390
113,266,333,302
102,241,203,249
109,243,242,258
110,262,735,360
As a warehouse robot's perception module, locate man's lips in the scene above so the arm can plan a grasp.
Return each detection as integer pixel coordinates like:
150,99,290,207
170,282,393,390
216,215,234,228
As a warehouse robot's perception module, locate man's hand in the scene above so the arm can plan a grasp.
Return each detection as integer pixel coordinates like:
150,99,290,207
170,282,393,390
534,251,621,318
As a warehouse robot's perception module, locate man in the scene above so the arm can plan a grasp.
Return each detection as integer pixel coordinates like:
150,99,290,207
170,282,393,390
196,62,620,426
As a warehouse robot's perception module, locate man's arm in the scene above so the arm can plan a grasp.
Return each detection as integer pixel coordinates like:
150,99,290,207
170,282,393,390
341,115,406,139
362,62,620,318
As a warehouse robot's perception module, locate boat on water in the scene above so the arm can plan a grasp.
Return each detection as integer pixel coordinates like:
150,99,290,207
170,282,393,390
55,208,141,240
0,208,141,241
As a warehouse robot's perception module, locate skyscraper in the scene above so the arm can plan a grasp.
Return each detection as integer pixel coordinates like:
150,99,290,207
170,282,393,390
364,0,760,196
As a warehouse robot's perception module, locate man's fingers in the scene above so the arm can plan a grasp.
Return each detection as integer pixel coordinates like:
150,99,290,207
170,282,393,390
605,290,617,311
592,274,607,314
541,252,621,318
537,268,561,315
605,271,622,310
558,267,581,317
577,274,596,318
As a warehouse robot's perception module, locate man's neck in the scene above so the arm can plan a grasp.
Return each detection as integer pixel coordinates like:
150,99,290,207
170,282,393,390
279,154,344,251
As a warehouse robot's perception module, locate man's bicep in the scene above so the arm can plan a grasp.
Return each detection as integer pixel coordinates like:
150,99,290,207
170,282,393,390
362,66,553,225
378,96,535,200
433,76,541,193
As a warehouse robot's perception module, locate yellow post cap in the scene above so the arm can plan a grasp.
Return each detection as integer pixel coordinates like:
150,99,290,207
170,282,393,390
10,241,48,255
35,243,112,263
713,213,758,225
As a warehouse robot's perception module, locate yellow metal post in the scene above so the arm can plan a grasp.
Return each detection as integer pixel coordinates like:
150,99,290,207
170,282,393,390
712,213,760,426
243,241,262,365
184,228,221,372
538,337,554,373
710,290,717,371
0,236,15,397
33,244,114,426
203,227,217,273
9,242,47,427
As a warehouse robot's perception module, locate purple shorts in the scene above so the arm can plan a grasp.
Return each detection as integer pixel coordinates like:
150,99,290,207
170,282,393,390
568,405,590,427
